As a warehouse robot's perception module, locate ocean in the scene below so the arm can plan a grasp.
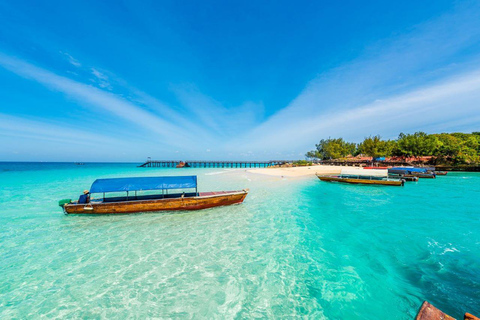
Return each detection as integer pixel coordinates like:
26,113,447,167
1,162,479,319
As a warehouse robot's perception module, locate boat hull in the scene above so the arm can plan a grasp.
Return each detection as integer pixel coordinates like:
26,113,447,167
414,173,436,178
64,190,248,214
388,174,419,181
317,175,403,186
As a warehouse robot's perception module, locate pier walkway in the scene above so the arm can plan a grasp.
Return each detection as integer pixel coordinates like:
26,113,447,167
138,160,289,168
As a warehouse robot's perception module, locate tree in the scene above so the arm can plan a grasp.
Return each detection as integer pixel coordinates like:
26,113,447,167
396,132,439,158
305,150,320,159
305,132,480,164
358,135,392,158
305,138,357,160
434,133,479,164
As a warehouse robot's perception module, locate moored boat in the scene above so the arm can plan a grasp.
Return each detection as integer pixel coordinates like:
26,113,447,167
389,167,436,178
415,301,455,320
388,174,419,181
176,161,186,168
415,300,479,320
316,169,404,186
59,176,248,214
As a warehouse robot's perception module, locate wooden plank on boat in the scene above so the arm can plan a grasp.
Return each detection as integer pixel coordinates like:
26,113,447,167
415,301,455,320
465,313,480,320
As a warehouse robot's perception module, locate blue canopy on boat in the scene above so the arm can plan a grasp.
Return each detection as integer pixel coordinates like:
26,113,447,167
390,167,427,173
89,176,197,193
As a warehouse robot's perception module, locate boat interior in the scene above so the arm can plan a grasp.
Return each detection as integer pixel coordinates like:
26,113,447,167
91,192,199,203
338,174,398,181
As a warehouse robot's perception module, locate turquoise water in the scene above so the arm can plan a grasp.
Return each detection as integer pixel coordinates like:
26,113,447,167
1,163,479,319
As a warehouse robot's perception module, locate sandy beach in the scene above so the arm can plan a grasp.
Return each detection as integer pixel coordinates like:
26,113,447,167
247,164,349,178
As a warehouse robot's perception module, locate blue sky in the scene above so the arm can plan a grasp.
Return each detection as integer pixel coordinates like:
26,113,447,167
1,1,480,161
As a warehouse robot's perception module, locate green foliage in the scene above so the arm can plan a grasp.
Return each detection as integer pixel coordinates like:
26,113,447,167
293,160,312,166
305,150,319,159
305,138,357,160
306,132,480,164
358,135,394,158
433,133,480,164
395,132,439,158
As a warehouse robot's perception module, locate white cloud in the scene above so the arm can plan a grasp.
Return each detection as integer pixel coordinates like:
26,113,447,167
171,85,264,140
0,53,201,148
237,69,480,153
90,68,112,89
230,4,480,156
0,113,122,146
61,51,81,67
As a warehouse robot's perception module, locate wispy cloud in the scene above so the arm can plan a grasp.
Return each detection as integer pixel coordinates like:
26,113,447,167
90,67,112,90
237,68,480,154
60,51,81,67
171,84,264,140
2,2,480,160
0,53,206,149
0,113,123,146
232,3,480,156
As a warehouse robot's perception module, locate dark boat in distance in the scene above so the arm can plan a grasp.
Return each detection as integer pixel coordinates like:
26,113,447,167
59,176,248,214
389,167,436,179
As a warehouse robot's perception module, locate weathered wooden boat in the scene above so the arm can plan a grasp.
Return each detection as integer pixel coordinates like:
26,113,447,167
316,169,404,186
317,175,404,186
59,176,248,214
389,174,419,182
415,301,479,320
389,167,436,179
423,167,447,175
415,301,455,320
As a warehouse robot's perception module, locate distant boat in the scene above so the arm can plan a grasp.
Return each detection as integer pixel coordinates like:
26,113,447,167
74,162,85,165
59,176,248,214
316,169,404,186
389,174,419,182
176,161,185,168
389,167,436,178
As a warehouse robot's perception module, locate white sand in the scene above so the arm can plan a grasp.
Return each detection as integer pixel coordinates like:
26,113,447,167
247,165,355,178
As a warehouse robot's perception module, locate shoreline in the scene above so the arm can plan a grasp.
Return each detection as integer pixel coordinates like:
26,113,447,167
246,165,345,178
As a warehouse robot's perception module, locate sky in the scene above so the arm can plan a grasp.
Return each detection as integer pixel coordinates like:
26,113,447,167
1,0,480,161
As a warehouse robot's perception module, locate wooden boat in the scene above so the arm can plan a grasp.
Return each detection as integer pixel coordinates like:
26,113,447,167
416,301,479,320
389,167,436,179
415,173,436,178
176,161,185,168
389,174,419,182
60,176,248,214
415,301,455,320
435,171,448,175
317,174,405,186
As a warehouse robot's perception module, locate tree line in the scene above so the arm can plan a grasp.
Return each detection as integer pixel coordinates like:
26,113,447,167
305,132,480,164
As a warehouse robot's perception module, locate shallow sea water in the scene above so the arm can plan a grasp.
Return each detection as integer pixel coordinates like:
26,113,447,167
0,163,479,319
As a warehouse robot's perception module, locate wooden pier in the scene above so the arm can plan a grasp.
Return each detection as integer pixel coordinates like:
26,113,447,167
138,160,289,168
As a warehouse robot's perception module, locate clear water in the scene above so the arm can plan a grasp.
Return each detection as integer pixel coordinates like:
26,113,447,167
1,162,479,319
